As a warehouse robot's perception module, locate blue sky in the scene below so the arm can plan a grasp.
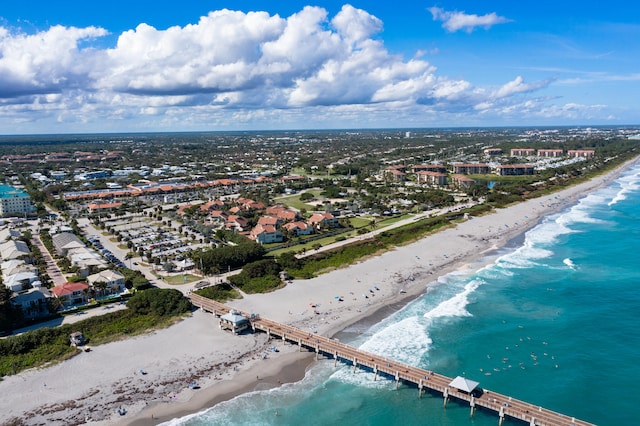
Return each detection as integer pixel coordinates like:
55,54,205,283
0,1,638,134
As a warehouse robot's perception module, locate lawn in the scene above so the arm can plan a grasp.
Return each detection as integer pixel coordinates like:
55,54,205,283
348,217,372,228
158,273,202,285
274,190,323,211
268,230,356,257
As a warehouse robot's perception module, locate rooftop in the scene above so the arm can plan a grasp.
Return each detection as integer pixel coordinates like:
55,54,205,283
0,184,29,199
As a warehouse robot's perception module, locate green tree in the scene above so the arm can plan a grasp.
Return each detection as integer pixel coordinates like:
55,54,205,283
299,192,314,201
126,288,191,316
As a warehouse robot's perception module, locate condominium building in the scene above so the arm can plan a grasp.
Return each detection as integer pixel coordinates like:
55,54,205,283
0,185,33,216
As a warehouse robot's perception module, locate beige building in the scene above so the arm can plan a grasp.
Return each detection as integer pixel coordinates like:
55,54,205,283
567,149,595,158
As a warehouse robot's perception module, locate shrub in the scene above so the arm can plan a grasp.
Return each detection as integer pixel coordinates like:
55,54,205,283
126,288,191,317
195,283,240,302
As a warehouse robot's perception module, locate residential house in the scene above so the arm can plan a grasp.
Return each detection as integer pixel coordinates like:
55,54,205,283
1,259,36,277
48,224,74,235
266,205,299,221
235,198,265,211
225,215,249,232
283,221,313,237
206,210,229,227
257,215,282,227
307,212,338,230
451,174,475,189
0,227,21,242
276,209,299,222
51,282,90,309
249,224,283,244
11,286,51,319
51,232,85,256
0,239,30,261
265,205,288,215
199,199,225,213
87,269,126,296
4,270,40,292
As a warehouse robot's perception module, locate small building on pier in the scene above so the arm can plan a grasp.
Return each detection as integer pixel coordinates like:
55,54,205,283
449,376,481,396
219,310,250,334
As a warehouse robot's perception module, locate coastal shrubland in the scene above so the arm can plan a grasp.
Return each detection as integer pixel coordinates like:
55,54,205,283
279,214,475,278
194,283,241,302
0,289,191,377
228,259,284,294
190,240,266,275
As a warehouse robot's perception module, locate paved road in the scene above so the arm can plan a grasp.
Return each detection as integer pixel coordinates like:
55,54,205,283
30,232,67,286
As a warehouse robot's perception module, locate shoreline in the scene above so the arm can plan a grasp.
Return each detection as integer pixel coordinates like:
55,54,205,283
1,156,637,426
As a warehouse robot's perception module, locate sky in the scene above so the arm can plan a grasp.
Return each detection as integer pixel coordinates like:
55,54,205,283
1,1,639,134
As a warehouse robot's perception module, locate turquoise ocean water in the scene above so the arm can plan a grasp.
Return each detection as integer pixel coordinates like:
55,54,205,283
167,162,640,426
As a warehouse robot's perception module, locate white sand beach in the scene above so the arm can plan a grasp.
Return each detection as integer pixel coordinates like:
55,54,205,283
1,157,637,426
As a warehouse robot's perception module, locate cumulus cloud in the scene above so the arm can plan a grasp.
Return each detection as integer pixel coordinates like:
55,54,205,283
0,5,602,132
429,7,510,33
0,25,107,97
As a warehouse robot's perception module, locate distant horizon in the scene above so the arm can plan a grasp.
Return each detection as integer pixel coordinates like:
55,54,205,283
2,123,640,140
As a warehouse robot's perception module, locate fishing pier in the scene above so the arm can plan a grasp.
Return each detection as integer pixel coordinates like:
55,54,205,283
190,294,593,426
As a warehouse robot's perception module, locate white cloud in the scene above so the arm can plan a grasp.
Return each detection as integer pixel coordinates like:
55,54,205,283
429,7,510,33
491,76,553,98
0,25,107,97
331,4,383,44
0,6,614,132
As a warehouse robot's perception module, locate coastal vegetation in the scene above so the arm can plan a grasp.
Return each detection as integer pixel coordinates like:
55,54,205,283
190,240,266,276
228,259,284,294
279,215,452,278
0,289,190,377
194,282,240,302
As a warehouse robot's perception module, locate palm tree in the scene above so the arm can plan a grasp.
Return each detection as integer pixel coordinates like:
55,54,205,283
93,281,108,298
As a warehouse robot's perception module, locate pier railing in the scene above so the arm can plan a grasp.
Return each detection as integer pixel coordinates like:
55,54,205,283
189,294,593,426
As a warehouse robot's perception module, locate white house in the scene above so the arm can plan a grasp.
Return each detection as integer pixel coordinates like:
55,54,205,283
0,240,29,261
87,269,126,295
4,271,39,292
249,224,283,244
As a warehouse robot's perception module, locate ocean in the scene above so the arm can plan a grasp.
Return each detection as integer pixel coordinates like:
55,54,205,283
166,161,640,426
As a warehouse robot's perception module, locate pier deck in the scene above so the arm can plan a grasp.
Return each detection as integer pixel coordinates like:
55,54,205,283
190,294,593,426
